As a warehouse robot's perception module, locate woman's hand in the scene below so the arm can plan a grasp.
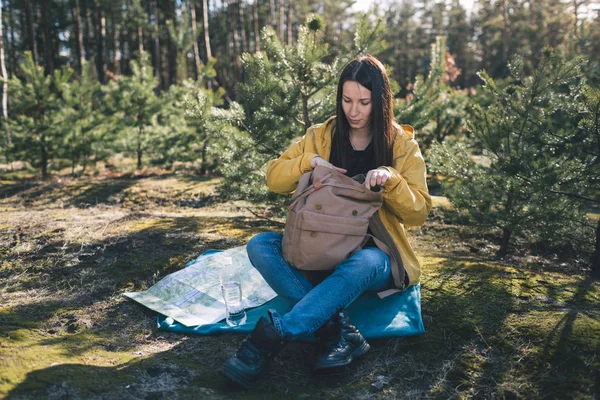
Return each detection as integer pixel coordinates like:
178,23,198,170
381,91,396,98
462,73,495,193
311,156,347,174
365,168,391,190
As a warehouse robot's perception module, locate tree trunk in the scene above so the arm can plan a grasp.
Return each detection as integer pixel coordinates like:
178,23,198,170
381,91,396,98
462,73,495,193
70,132,76,176
501,0,510,77
119,21,128,75
102,9,108,74
0,1,10,165
82,148,88,174
40,0,54,74
158,1,169,89
72,0,85,73
165,1,177,86
278,0,284,42
229,0,241,78
200,140,208,175
269,0,276,31
572,0,579,44
286,0,292,45
592,219,600,278
302,93,311,129
24,0,38,64
152,0,160,81
239,0,247,53
94,3,106,83
111,12,119,76
40,133,48,180
253,0,260,52
498,227,511,256
190,0,203,80
570,0,589,53
230,1,240,56
7,1,16,76
0,3,8,123
138,25,144,55
138,1,146,58
202,0,212,60
160,28,169,89
84,0,96,76
178,48,187,82
137,123,143,169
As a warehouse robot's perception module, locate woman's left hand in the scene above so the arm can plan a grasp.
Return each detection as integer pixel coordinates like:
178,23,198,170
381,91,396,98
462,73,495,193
365,168,392,191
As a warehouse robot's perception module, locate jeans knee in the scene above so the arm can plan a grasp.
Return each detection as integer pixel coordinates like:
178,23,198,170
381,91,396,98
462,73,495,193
248,232,280,255
337,248,389,278
247,232,282,271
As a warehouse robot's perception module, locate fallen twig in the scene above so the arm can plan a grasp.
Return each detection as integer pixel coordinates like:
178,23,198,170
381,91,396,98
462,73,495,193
245,207,284,226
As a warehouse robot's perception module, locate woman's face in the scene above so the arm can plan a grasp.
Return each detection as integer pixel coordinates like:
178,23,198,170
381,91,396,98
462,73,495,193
342,80,372,130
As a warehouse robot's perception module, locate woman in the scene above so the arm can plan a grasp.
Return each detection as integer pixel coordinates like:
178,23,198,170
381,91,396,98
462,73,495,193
219,56,431,388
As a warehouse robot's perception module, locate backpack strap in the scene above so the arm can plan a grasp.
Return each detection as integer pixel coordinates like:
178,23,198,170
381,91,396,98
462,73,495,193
368,213,408,298
369,235,404,298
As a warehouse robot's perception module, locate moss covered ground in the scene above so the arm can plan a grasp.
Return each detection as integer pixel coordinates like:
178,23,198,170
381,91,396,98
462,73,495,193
0,168,598,399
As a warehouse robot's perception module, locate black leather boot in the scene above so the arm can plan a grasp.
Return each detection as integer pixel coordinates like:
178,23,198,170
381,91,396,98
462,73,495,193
313,309,370,370
313,313,342,356
219,316,287,388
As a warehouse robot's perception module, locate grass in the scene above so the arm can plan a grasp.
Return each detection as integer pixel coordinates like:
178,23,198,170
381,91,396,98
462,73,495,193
0,167,599,399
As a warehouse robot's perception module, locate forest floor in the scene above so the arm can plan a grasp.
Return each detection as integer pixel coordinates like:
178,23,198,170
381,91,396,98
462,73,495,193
1,166,599,399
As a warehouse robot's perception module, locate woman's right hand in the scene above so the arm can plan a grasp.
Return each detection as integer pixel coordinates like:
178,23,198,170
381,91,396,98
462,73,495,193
310,156,347,174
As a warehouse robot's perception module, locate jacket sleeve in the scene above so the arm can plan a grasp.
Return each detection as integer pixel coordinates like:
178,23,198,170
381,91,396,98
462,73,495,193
266,128,319,194
380,138,432,226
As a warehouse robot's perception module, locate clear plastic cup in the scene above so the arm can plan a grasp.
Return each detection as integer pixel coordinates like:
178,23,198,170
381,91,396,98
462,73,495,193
219,256,247,326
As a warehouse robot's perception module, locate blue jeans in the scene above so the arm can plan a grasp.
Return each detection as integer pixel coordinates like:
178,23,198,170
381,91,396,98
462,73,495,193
246,232,393,339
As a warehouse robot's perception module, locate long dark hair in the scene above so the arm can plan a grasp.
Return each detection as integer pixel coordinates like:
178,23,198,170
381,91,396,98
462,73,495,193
330,56,394,169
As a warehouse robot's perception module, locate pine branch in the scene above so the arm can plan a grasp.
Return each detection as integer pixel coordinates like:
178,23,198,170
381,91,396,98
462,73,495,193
515,173,598,205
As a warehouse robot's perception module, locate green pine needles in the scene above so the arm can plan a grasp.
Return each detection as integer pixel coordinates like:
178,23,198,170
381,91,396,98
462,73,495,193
6,51,72,179
430,49,598,266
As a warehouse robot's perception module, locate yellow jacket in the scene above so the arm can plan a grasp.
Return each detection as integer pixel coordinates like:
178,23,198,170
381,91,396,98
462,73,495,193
266,116,432,287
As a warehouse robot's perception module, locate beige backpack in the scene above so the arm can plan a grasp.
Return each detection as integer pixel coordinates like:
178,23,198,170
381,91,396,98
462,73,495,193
281,165,406,290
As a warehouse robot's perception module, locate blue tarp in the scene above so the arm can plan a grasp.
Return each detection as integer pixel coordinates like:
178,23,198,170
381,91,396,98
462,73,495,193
157,250,425,339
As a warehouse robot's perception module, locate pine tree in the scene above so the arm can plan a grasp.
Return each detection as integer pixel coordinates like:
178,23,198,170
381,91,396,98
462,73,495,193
542,83,600,274
181,64,226,174
56,63,103,175
429,50,592,257
183,78,242,175
7,51,72,179
577,86,600,274
396,36,469,152
142,80,194,169
150,70,225,172
105,51,162,169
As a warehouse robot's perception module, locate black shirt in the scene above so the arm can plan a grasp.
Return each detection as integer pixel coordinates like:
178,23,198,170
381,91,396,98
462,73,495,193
329,131,377,178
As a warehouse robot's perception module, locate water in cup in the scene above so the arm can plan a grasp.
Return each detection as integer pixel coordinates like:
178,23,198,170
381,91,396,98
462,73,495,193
221,281,247,326
219,256,247,326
